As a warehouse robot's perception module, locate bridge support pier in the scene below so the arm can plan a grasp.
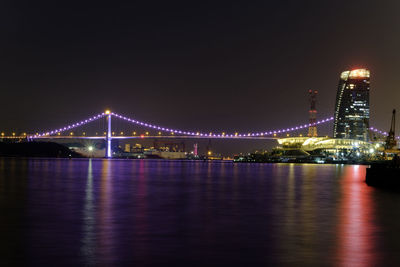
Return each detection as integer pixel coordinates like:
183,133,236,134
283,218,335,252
105,111,112,158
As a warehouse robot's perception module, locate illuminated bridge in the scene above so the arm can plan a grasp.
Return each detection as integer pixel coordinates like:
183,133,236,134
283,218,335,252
0,110,392,157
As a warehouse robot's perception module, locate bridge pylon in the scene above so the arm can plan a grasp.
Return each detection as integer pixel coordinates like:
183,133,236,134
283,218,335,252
105,110,112,158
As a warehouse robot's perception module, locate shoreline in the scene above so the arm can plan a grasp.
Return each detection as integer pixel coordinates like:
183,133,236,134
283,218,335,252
0,156,373,166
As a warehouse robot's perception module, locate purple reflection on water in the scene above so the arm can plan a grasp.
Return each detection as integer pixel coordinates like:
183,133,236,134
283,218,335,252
97,160,115,265
2,159,400,266
80,160,95,265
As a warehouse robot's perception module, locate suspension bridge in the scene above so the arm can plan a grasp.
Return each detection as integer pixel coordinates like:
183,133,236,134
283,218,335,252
0,110,392,158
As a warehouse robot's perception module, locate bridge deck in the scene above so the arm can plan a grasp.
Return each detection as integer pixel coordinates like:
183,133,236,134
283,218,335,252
26,135,278,140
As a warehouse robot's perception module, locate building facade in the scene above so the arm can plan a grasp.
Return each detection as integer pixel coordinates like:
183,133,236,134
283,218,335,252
333,69,370,141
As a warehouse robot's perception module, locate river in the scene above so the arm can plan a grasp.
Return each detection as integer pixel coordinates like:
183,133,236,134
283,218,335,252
1,158,399,266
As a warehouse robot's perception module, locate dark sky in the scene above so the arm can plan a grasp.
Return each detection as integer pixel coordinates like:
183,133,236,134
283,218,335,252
2,0,400,138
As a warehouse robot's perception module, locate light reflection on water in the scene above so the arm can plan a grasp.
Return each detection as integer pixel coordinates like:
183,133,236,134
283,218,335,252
337,165,379,267
81,159,95,265
1,159,400,266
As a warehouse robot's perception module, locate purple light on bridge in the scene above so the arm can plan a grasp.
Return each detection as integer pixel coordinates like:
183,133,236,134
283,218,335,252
109,111,339,138
29,111,344,140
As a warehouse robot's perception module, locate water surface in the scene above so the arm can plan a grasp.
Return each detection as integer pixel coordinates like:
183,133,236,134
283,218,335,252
1,158,399,266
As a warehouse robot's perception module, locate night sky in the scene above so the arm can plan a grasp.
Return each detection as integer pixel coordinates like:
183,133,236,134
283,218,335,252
2,1,400,141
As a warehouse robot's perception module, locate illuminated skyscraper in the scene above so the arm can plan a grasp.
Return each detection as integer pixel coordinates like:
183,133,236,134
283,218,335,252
333,69,370,141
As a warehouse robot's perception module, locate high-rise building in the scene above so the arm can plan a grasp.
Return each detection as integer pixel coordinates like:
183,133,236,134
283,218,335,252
333,69,370,141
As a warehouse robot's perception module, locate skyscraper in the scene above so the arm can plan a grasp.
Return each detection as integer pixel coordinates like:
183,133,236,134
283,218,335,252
333,69,370,141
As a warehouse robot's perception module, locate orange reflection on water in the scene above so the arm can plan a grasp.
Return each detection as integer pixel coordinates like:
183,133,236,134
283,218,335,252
337,165,378,267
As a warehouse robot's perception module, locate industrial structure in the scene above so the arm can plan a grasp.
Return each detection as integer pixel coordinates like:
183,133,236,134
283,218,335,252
333,69,370,141
308,90,318,137
385,109,397,150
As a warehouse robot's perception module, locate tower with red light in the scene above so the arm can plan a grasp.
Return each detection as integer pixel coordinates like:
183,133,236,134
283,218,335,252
308,90,318,137
333,69,370,141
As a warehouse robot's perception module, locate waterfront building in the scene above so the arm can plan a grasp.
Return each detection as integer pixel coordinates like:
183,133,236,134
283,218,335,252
333,69,370,141
276,136,378,160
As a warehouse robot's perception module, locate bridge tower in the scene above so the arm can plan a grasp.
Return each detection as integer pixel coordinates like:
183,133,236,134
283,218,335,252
308,90,318,137
385,109,397,149
105,110,112,158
